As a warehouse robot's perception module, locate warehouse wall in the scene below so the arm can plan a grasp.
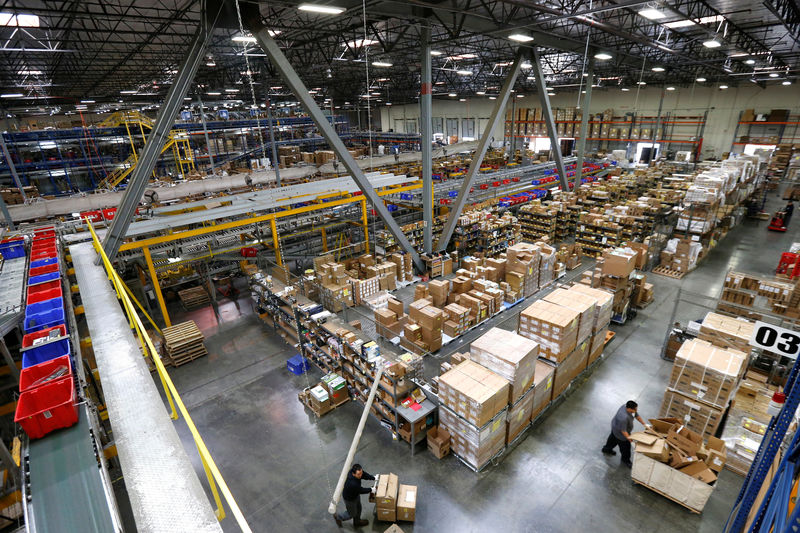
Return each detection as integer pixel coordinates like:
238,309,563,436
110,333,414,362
379,84,799,159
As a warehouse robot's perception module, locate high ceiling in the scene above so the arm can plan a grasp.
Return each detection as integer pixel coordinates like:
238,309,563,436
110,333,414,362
1,0,798,116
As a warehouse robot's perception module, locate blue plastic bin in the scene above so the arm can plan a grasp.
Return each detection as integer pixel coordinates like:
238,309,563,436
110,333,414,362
287,354,310,375
0,239,25,259
30,257,58,269
28,271,61,286
23,298,66,334
22,340,71,370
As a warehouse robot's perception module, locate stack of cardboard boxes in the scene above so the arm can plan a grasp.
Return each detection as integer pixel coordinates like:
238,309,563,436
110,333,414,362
374,298,408,339
631,418,727,512
376,296,445,354
0,186,37,205
580,247,639,316
660,338,747,439
718,270,800,320
298,372,349,416
372,473,417,523
659,237,703,274
438,359,510,469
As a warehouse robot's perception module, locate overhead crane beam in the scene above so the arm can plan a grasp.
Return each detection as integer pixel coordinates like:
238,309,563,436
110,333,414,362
434,50,524,252
245,17,426,273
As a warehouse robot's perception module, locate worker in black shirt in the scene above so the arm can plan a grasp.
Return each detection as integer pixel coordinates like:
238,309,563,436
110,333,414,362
602,400,647,467
334,464,375,528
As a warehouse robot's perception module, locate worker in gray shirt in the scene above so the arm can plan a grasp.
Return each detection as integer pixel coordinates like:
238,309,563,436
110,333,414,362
602,400,646,467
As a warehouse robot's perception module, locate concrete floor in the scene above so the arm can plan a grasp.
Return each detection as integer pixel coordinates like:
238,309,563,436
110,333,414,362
157,184,796,533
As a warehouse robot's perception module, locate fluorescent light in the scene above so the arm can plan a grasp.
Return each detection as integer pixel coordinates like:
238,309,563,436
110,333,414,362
430,50,443,56
703,39,722,48
509,33,534,43
0,13,40,27
459,98,466,102
457,70,472,75
489,96,497,100
516,94,524,98
697,15,725,25
621,88,630,91
521,62,532,69
696,77,706,82
80,99,95,103
298,4,345,14
666,87,675,91
638,8,666,20
783,81,792,86
17,69,42,75
120,90,138,94
594,52,613,60
651,66,665,72
637,81,647,85
476,91,486,95
372,61,392,67
344,38,377,47
225,88,239,92
664,19,696,28
0,93,23,98
547,92,556,96
232,35,256,43
207,91,221,95
745,59,755,65
719,85,728,89
206,60,216,67
448,93,457,97
769,73,779,78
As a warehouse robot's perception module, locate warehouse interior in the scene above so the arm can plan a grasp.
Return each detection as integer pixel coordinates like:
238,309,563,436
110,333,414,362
0,0,799,532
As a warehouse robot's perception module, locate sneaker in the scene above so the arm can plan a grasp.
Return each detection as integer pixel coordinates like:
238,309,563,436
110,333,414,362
602,448,616,456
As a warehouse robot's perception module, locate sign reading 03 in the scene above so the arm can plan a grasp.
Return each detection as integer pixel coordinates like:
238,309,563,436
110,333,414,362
749,321,800,359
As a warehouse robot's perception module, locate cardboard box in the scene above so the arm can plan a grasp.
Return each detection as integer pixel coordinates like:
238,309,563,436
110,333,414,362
678,461,717,484
396,484,417,522
388,298,405,318
704,436,727,473
470,327,539,404
668,339,747,409
408,299,432,323
531,360,554,421
506,385,535,444
543,288,597,344
666,424,703,456
518,300,579,362
375,473,399,514
635,437,670,462
427,426,451,459
438,360,510,427
602,248,636,278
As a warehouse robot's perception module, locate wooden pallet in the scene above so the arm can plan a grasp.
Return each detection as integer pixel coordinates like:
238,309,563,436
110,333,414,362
162,320,208,367
178,286,210,310
632,479,702,514
651,266,686,280
635,298,654,309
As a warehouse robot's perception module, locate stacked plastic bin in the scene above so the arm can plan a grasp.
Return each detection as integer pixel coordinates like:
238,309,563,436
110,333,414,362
15,227,78,439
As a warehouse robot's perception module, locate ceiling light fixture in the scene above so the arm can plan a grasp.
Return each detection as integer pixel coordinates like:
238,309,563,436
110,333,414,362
651,66,665,72
509,33,534,43
476,91,486,95
637,81,647,85
703,38,722,48
448,93,457,97
80,99,95,103
298,4,345,14
232,34,256,43
783,81,792,86
372,61,392,67
489,96,497,100
207,91,221,95
745,59,755,65
521,62,532,69
621,88,630,91
517,94,524,98
430,50,443,56
638,8,666,20
594,52,613,60
0,93,23,98
120,90,138,94
459,98,466,102
225,88,239,93
769,72,779,78
664,19,696,28
666,86,675,91
456,70,472,75
719,84,728,89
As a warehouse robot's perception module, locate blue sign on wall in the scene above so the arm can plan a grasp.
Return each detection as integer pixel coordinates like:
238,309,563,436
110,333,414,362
217,109,229,120
180,110,192,121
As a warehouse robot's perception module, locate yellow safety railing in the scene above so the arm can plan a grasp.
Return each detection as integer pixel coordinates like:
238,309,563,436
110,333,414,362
84,220,252,532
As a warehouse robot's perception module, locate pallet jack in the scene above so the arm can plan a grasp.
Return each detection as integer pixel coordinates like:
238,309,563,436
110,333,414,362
768,211,789,232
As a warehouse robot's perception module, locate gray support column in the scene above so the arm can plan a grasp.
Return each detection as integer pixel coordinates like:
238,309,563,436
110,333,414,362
245,19,426,272
531,47,569,191
434,51,524,252
0,134,26,202
420,24,434,254
509,95,517,160
196,96,216,175
648,89,665,166
102,11,217,263
265,98,281,186
0,338,18,382
0,193,13,230
575,58,594,189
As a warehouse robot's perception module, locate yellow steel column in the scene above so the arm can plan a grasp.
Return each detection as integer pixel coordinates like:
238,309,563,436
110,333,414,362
321,227,328,252
361,198,370,254
143,246,171,327
270,217,282,266
124,120,138,163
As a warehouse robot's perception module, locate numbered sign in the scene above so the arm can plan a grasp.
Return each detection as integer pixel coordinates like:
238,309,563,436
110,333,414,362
749,321,800,359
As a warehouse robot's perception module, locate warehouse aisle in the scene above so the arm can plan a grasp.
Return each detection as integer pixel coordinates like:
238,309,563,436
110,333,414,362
161,185,794,532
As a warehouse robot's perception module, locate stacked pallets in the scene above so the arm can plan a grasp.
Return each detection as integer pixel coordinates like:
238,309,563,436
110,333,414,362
161,321,208,367
178,286,210,310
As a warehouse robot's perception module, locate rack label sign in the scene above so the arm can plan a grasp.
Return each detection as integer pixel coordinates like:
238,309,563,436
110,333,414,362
749,321,800,359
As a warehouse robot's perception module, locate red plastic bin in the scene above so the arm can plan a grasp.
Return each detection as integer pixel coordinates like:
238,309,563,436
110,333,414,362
27,279,61,299
19,355,72,393
22,324,68,350
29,263,59,277
26,285,62,306
31,248,57,261
31,242,56,254
14,375,78,439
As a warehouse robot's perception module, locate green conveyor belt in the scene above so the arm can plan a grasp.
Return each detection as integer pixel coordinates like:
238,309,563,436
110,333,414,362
27,405,116,532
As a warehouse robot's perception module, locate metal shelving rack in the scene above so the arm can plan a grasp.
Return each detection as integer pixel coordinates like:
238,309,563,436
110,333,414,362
729,110,800,153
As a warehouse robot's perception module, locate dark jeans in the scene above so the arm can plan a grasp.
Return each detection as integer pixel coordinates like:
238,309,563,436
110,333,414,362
336,498,362,523
602,432,631,464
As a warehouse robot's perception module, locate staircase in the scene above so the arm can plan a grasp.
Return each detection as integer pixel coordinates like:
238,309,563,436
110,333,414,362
96,112,194,190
